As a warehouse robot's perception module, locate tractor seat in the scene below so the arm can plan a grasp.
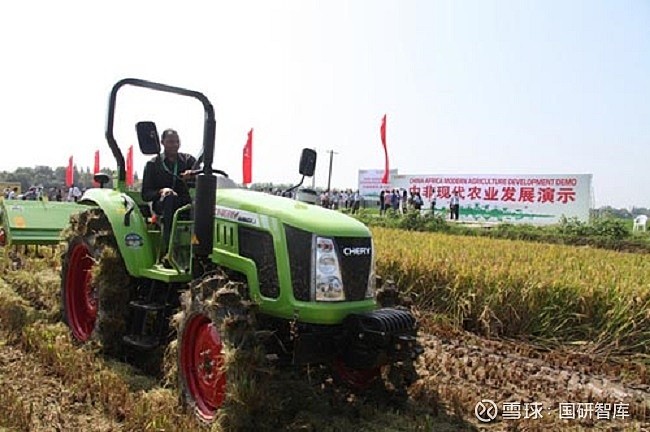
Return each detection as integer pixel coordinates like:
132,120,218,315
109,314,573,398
93,173,111,188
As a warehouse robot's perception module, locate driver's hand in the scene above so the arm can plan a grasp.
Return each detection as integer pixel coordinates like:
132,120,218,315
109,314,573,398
159,187,176,198
180,170,195,180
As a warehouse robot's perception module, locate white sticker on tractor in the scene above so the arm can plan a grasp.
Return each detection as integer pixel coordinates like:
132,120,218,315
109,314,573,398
125,233,144,248
214,205,260,226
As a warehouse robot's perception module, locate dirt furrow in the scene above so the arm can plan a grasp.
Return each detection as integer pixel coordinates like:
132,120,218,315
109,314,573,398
415,325,649,430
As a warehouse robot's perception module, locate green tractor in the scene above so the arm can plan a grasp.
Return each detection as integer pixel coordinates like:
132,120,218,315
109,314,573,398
61,78,420,422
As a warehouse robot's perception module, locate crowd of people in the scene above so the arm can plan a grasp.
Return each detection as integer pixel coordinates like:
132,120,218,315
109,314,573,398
255,185,463,220
319,189,363,213
377,189,461,220
2,185,83,202
3,181,463,220
379,189,426,215
253,187,364,214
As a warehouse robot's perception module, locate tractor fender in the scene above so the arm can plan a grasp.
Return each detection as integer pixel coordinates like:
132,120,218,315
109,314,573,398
210,248,262,302
80,189,156,276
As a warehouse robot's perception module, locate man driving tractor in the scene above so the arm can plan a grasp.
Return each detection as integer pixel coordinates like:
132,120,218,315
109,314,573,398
141,128,196,250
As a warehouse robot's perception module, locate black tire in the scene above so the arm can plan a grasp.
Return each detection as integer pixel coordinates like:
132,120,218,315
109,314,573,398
173,270,268,428
61,208,134,355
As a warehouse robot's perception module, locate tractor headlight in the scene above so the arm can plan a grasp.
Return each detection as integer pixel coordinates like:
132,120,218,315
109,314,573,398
313,236,345,301
366,238,376,299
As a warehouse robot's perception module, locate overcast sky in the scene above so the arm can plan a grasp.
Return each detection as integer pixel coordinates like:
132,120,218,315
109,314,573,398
1,0,648,208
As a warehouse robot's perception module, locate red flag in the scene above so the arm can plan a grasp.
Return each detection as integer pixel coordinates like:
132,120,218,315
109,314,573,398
242,128,253,185
93,150,100,186
65,156,74,187
126,145,134,186
380,114,389,184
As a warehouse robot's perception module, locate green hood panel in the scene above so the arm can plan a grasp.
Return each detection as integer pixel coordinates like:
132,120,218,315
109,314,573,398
215,189,370,237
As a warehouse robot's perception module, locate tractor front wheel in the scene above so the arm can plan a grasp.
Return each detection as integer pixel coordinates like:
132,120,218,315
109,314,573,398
332,357,381,391
174,271,267,426
179,312,227,420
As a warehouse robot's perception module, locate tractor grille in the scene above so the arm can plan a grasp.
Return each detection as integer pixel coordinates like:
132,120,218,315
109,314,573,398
334,236,372,301
285,224,372,302
238,227,279,298
285,225,312,301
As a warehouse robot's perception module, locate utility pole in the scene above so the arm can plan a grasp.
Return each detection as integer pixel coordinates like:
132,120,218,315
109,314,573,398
311,148,316,189
326,149,338,192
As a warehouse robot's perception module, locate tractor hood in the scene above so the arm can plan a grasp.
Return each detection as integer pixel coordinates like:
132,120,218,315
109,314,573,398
214,188,370,238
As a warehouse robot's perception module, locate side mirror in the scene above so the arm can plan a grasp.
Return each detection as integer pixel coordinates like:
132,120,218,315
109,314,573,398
299,148,317,177
136,121,161,155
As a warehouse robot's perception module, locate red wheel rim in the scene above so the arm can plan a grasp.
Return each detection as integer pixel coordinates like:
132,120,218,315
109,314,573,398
64,242,97,341
180,314,226,421
0,228,5,246
333,357,380,391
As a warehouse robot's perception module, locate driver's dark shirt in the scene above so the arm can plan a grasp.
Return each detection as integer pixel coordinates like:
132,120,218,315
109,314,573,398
141,153,197,206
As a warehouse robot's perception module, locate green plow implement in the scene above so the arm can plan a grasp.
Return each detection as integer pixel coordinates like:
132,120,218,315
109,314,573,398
0,199,86,246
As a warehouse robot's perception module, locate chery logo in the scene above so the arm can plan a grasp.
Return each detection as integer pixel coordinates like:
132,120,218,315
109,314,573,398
342,247,372,257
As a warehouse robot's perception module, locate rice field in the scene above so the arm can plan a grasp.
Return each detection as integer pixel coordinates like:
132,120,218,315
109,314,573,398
372,227,650,354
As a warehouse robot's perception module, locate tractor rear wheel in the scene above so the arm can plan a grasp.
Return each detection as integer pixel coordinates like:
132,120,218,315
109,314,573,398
174,270,267,426
61,209,133,354
62,235,97,341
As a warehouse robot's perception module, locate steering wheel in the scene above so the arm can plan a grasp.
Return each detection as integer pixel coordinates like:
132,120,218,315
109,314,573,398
191,151,229,178
187,168,229,178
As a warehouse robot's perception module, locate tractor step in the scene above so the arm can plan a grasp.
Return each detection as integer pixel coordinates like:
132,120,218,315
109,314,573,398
128,300,165,312
122,334,160,350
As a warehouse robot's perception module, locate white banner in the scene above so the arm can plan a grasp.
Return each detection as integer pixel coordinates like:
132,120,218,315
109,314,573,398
358,169,399,197
387,173,592,225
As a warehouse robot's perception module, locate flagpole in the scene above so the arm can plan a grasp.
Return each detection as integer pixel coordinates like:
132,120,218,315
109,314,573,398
326,149,338,192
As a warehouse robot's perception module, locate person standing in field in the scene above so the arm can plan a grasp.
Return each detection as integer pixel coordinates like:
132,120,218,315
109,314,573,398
449,191,460,220
352,190,361,214
401,190,408,214
383,190,390,213
413,191,423,212
68,184,82,202
390,189,400,212
430,190,437,216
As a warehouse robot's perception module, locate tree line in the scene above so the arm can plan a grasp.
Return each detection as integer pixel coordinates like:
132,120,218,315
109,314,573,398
0,166,140,192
